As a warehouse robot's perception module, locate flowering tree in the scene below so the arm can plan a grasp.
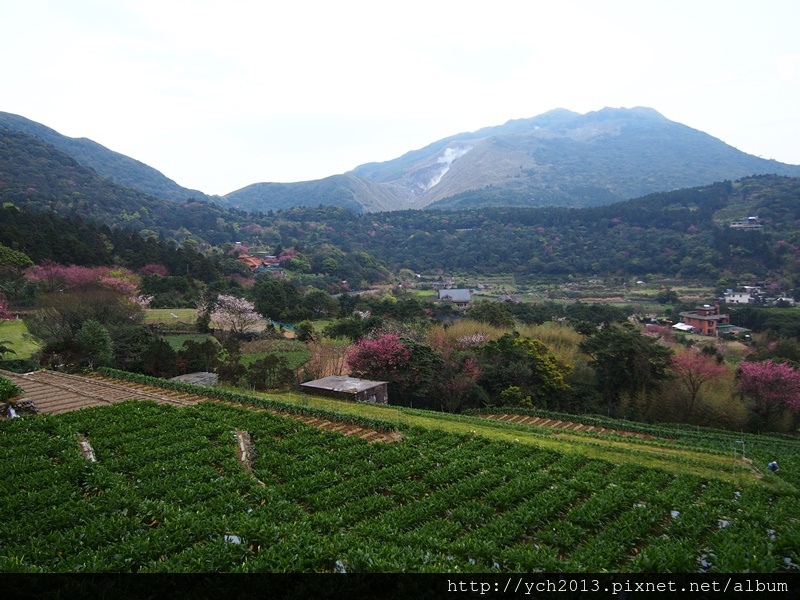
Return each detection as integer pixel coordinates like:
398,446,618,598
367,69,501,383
25,262,140,296
346,333,441,407
210,295,263,336
432,347,483,413
669,349,728,421
346,333,410,376
138,263,170,277
738,359,800,428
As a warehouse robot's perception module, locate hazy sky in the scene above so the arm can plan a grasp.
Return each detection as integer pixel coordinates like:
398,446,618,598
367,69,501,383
3,0,799,196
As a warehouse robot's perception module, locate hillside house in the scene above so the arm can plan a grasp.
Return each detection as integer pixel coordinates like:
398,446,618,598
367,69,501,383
300,376,388,404
678,303,730,336
730,216,763,230
438,288,472,309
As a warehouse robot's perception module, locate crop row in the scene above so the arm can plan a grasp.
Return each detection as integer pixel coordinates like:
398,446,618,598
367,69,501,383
1,401,796,573
96,367,399,433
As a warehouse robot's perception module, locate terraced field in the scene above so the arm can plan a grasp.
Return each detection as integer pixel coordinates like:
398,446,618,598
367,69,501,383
2,369,798,573
1,399,797,573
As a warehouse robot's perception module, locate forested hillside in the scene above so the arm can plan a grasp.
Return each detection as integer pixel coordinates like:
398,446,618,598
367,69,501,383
0,111,211,202
0,129,251,246
0,205,223,281
250,176,800,283
3,125,800,284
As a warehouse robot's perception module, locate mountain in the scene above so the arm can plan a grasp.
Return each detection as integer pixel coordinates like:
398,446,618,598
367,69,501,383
5,107,800,214
223,174,403,214
0,128,250,246
0,111,212,203
220,107,800,213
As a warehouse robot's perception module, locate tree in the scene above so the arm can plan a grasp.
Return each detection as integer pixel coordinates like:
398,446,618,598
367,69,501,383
209,294,263,336
303,337,350,380
0,243,33,270
245,354,295,391
75,319,114,369
0,339,16,360
0,295,14,320
431,347,484,413
738,359,800,430
346,333,441,407
478,333,571,407
141,338,179,379
302,288,338,318
669,349,728,421
579,324,673,417
252,278,301,321
466,301,514,328
294,320,316,342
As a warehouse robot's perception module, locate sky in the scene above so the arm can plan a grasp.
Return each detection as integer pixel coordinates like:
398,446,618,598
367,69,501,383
3,0,800,196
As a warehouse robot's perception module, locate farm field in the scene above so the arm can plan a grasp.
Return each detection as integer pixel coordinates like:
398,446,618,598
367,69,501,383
1,379,798,573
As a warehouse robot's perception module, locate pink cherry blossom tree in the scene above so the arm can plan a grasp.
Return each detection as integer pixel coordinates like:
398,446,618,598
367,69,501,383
669,349,728,421
738,359,800,427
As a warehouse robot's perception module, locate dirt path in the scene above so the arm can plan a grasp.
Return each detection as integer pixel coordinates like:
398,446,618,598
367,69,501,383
480,413,675,442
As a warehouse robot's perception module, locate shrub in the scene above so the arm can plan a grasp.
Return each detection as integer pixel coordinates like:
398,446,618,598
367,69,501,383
0,375,22,402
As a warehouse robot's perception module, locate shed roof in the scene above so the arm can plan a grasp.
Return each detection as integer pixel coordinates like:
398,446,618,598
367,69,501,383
301,376,387,394
170,372,219,387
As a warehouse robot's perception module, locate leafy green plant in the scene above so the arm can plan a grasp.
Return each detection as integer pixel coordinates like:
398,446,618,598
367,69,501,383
0,375,22,402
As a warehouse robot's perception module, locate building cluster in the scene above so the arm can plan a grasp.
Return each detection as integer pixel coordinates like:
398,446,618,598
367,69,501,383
236,252,284,276
723,287,795,307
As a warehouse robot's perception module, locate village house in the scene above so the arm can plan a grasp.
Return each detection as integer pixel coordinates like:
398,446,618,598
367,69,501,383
437,288,472,309
678,302,731,336
723,290,758,305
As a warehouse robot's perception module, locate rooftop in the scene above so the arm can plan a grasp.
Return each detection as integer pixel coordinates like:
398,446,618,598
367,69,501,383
301,376,387,394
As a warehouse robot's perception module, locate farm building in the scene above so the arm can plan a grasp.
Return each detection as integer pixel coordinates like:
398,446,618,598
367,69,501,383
300,376,388,404
437,288,472,309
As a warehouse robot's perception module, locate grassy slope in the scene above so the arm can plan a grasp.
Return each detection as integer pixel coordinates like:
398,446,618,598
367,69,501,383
253,390,794,490
0,319,41,359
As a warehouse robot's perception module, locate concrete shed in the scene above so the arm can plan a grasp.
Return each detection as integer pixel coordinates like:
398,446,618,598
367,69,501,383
300,376,388,404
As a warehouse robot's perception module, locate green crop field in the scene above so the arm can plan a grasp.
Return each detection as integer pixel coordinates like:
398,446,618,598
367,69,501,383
2,380,798,572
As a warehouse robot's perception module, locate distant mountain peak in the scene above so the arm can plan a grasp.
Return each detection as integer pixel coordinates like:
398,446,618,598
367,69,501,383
220,106,800,213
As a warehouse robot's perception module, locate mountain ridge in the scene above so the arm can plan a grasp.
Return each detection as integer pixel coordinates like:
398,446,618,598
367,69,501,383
0,111,213,203
221,106,800,212
3,107,800,213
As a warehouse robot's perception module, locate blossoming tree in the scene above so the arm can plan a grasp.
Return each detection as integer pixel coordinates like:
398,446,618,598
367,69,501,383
209,295,263,336
738,359,800,429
